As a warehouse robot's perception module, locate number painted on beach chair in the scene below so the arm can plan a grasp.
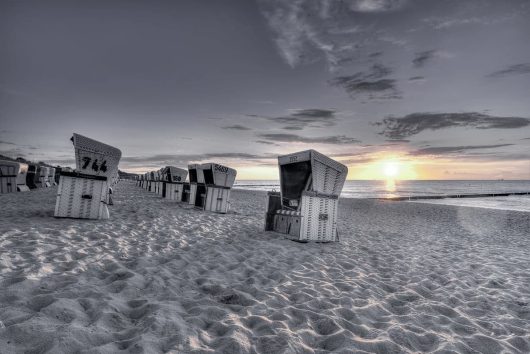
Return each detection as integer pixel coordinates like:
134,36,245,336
214,164,228,173
82,156,91,169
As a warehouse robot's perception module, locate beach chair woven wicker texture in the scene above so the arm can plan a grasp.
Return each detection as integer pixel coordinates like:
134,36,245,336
265,150,347,242
54,133,122,220
163,166,188,200
0,160,21,194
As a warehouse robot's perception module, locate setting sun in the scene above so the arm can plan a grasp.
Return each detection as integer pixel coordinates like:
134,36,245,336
383,161,399,178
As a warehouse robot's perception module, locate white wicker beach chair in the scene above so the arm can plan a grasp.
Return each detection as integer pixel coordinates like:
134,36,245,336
0,160,22,194
54,133,122,220
38,167,50,188
264,150,347,242
162,166,188,200
200,163,237,213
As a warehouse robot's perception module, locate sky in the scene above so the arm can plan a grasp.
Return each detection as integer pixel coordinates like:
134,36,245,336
1,0,530,180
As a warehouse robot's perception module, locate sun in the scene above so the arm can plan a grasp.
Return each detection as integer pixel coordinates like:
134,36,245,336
383,161,399,178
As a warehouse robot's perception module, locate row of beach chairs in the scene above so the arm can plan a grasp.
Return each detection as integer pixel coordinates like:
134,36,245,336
136,163,237,214
2,132,348,242
0,160,61,194
136,149,348,242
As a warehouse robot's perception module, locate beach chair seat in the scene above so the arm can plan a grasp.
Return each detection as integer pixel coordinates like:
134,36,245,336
54,133,121,220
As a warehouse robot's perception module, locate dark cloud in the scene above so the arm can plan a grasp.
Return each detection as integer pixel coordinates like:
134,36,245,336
329,64,401,100
121,152,273,165
255,140,278,145
412,50,436,68
408,76,425,81
487,63,530,78
257,133,360,145
378,112,530,139
221,125,252,131
0,140,16,146
410,144,514,156
385,139,410,143
247,108,339,130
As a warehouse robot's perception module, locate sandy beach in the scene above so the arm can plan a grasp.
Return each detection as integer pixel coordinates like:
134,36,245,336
0,182,529,353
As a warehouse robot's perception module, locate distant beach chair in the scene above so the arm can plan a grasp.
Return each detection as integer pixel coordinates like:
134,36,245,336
54,133,122,219
264,149,347,242
163,166,188,200
200,163,237,213
38,166,51,188
187,162,237,213
48,167,57,186
0,160,29,193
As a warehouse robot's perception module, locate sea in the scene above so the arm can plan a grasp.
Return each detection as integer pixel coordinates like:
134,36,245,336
234,180,530,212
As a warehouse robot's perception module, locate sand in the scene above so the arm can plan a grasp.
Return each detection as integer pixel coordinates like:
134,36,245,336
0,182,529,353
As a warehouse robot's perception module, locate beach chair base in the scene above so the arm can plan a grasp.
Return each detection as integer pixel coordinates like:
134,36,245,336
0,176,17,194
204,186,231,213
54,172,109,220
165,182,185,201
264,192,338,242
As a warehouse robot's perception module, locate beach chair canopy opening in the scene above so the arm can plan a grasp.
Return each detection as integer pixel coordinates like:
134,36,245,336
188,164,205,183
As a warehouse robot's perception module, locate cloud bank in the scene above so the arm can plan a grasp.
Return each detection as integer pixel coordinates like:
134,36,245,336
378,112,530,139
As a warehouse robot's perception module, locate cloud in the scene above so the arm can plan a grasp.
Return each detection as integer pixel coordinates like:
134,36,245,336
256,140,279,145
329,63,401,100
378,112,530,139
408,76,425,82
257,0,408,70
248,108,339,130
350,0,407,13
487,63,530,78
410,144,514,156
221,125,252,131
0,140,16,146
257,133,360,145
412,50,435,68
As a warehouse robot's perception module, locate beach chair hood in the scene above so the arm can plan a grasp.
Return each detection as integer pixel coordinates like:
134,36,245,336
278,149,347,201
162,166,188,182
200,162,237,188
72,133,122,178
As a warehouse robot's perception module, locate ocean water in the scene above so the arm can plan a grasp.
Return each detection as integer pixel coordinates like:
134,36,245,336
234,180,530,211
